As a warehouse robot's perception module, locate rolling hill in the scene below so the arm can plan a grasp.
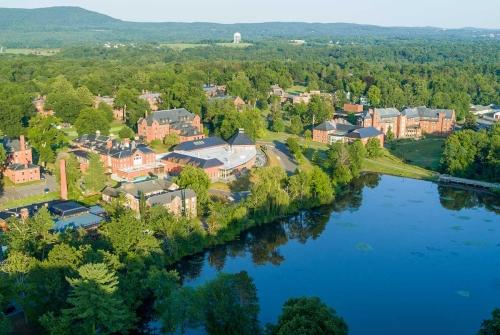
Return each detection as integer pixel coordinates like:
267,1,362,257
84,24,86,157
0,6,498,48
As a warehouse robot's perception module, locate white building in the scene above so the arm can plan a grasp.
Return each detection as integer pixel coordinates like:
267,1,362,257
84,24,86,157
233,32,242,44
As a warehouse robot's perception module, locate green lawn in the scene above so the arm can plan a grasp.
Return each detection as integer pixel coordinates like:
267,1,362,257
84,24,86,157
363,151,436,180
160,43,252,51
387,136,445,171
286,85,307,94
0,192,59,210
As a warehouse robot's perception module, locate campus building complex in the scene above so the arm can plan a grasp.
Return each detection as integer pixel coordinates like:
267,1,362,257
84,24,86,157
313,120,384,146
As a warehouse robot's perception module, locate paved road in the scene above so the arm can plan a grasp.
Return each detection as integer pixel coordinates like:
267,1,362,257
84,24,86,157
258,141,298,174
0,174,57,206
208,189,250,203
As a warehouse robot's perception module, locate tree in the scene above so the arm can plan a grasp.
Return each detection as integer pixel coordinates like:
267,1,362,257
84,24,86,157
46,76,93,123
463,113,478,131
61,263,132,334
176,166,210,213
248,166,290,216
82,153,106,194
386,126,395,142
367,85,381,107
0,101,24,137
74,108,111,136
478,308,500,335
348,140,366,178
272,119,285,133
96,102,114,123
289,115,304,135
27,115,66,166
348,78,366,103
163,133,180,150
201,272,260,335
306,95,333,126
286,137,302,161
159,287,204,335
227,72,254,101
328,142,353,185
266,297,348,335
365,138,382,158
118,126,135,139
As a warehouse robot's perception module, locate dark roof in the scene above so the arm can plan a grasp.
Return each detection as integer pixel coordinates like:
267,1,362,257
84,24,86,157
314,121,336,131
71,150,90,160
162,152,224,169
314,121,358,135
119,179,179,198
174,137,227,152
53,213,103,232
346,127,383,139
102,186,121,197
146,189,196,206
227,129,254,146
143,108,196,126
6,163,39,171
48,201,88,217
374,108,401,118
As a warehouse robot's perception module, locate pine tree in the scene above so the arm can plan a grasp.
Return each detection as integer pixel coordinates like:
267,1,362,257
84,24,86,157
62,263,131,335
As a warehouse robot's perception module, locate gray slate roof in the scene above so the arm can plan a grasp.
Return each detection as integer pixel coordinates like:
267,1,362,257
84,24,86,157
147,189,196,206
374,108,401,118
143,108,196,126
314,121,359,135
162,152,224,169
6,163,39,171
346,127,383,139
227,130,254,146
174,136,227,152
401,106,454,119
119,179,179,198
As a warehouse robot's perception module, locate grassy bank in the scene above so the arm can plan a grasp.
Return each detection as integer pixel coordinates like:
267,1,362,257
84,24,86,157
387,137,445,171
0,191,59,210
363,151,437,180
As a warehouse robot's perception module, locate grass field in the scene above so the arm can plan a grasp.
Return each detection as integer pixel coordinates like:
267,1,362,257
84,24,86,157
363,151,436,180
161,43,252,51
0,192,59,210
387,137,445,171
0,48,60,56
286,85,307,95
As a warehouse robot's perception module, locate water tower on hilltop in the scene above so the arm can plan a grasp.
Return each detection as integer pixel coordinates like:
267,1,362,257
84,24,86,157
233,32,242,44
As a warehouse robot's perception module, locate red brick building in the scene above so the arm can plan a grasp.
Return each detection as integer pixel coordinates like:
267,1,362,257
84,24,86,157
344,103,364,114
359,107,455,139
2,135,41,184
73,134,164,181
137,108,204,143
312,120,384,146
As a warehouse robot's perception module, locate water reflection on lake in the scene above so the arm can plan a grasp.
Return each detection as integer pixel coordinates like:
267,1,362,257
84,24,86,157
174,174,500,335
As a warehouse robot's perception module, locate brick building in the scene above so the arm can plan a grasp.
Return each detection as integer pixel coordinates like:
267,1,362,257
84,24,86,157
2,135,41,184
343,103,364,114
73,133,164,181
139,91,162,111
313,120,383,146
137,108,204,143
359,107,455,139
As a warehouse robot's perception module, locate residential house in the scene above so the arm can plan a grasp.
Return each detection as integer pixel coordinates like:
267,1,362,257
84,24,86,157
210,95,246,111
203,84,227,98
94,95,125,122
33,96,54,116
2,135,41,184
137,108,204,143
162,129,256,181
102,179,197,217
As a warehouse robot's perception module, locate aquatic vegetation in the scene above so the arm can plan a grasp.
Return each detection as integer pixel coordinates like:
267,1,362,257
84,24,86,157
356,242,374,252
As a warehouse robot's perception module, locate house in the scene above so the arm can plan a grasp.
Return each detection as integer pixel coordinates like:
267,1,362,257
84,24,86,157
94,95,125,122
359,106,455,139
313,120,383,146
139,91,162,111
162,129,257,181
203,84,227,98
73,133,164,181
210,95,246,111
0,200,105,232
102,179,197,217
2,135,41,184
137,108,204,143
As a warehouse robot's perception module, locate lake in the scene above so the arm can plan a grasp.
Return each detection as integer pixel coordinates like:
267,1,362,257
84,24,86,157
175,174,500,335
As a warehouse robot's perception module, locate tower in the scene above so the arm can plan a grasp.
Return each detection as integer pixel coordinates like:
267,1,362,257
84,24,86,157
59,159,68,200
233,32,242,44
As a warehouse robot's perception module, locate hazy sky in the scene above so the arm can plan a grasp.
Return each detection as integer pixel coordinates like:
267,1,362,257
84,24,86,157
2,0,499,29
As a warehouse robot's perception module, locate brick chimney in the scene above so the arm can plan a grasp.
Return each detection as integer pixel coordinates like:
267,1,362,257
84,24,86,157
59,159,68,200
19,135,26,151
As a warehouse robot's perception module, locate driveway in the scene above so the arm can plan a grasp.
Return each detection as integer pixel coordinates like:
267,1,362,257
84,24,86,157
0,174,57,205
258,141,298,174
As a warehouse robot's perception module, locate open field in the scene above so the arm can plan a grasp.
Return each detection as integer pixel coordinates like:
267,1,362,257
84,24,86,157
0,191,59,210
160,43,252,51
363,151,437,180
286,85,307,94
387,136,445,171
0,48,60,56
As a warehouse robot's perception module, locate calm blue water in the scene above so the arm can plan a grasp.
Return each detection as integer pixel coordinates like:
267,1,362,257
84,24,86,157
177,175,500,335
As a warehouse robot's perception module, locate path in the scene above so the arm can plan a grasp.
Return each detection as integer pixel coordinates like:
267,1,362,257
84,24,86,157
257,141,298,174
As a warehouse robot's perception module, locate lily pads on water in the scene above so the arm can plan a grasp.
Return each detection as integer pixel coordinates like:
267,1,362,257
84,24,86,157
457,290,471,298
356,242,374,252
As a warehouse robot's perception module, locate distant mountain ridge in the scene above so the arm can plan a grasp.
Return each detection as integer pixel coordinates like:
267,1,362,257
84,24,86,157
0,6,498,48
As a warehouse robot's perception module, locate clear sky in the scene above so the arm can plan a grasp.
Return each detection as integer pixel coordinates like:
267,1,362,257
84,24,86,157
1,0,499,29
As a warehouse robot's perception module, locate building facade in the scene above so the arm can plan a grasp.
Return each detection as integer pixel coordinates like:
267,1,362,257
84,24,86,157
313,120,384,146
137,108,205,143
2,135,41,184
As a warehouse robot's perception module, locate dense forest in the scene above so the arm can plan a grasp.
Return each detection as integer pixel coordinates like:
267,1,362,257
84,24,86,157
0,6,498,47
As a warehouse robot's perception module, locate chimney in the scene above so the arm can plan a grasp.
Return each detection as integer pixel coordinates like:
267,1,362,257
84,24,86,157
60,159,68,200
19,135,26,151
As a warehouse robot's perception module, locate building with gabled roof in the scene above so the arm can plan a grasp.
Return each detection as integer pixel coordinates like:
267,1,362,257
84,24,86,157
2,135,41,184
162,129,257,181
137,108,204,143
